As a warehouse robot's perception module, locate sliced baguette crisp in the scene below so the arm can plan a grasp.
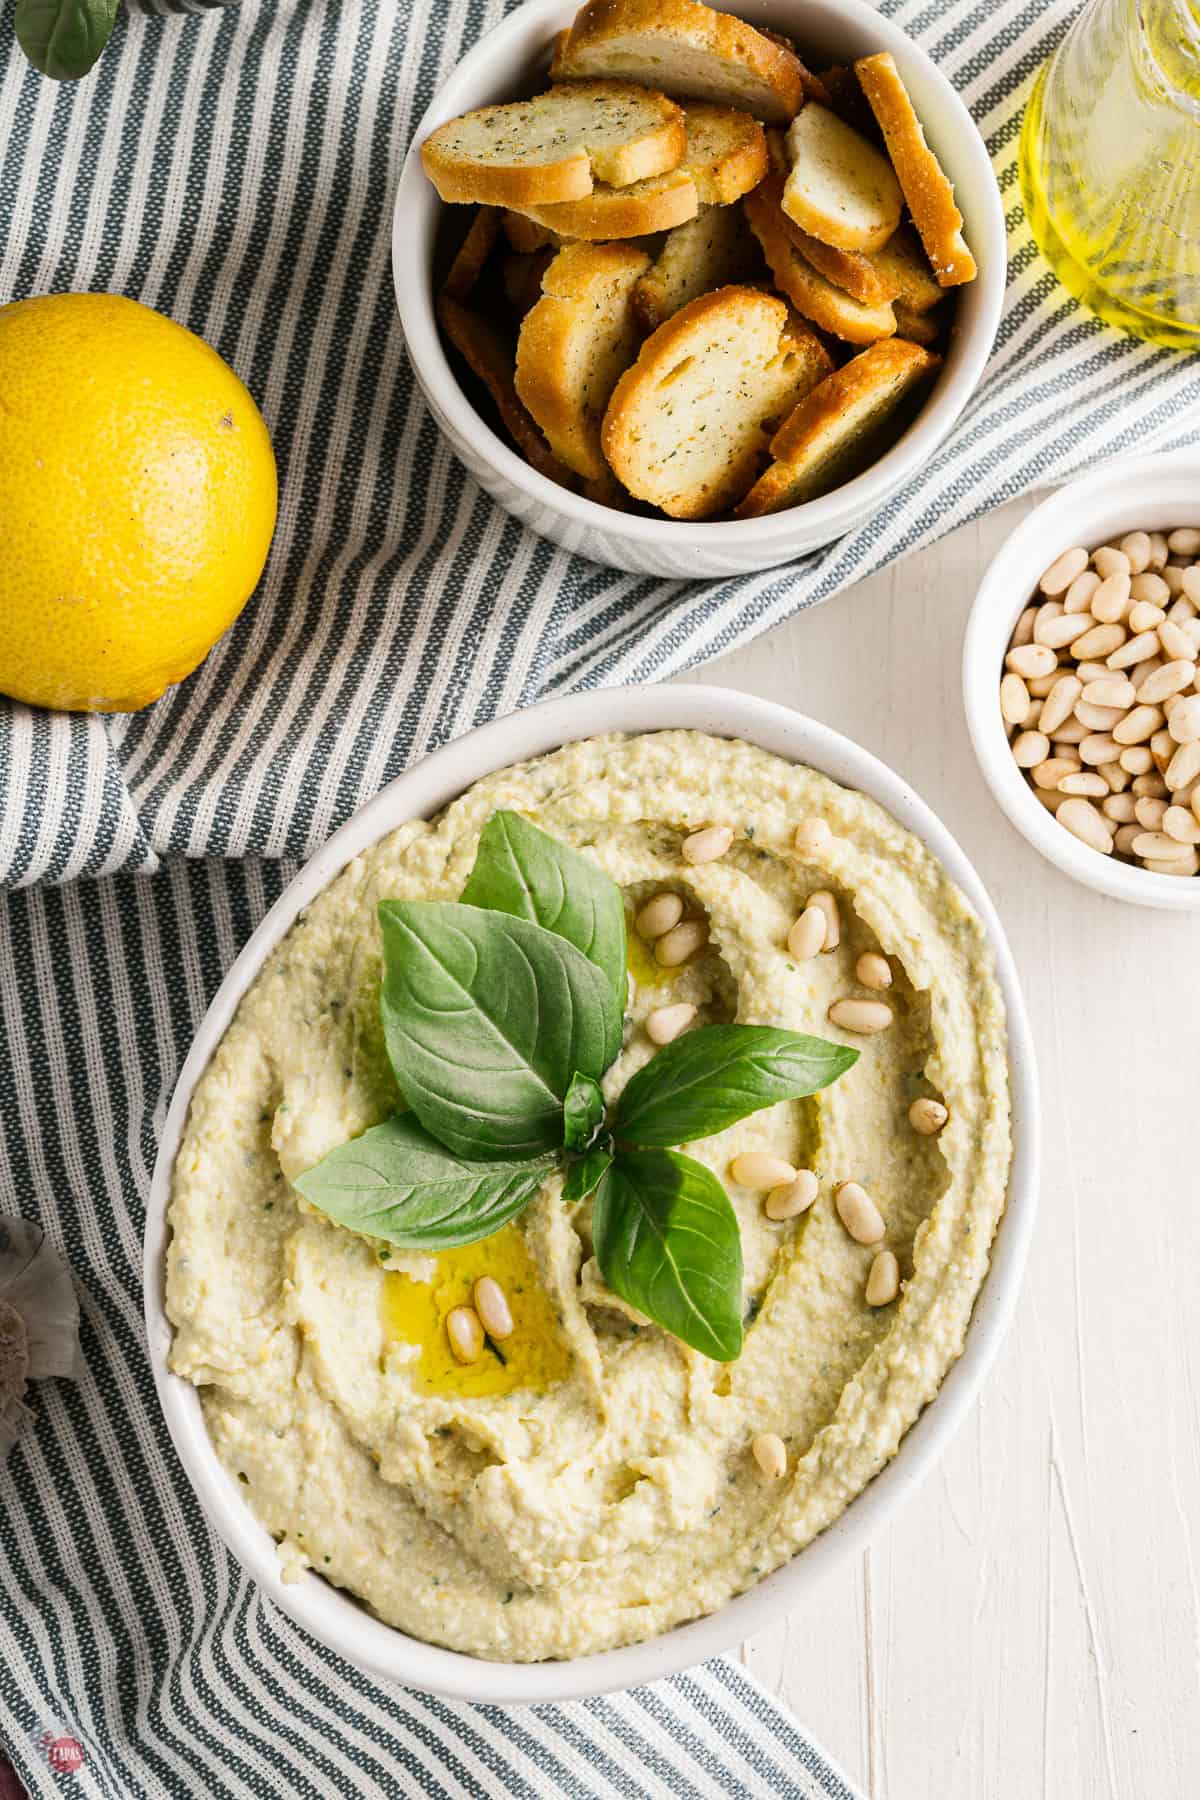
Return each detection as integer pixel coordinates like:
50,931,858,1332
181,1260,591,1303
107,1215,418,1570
443,206,502,301
632,202,763,330
783,221,900,307
437,294,578,488
781,103,903,253
893,302,942,345
870,223,944,314
509,101,766,241
421,82,686,207
854,53,976,287
515,241,651,480
550,0,815,126
601,285,832,518
745,173,896,344
502,248,558,318
502,211,564,253
735,337,939,516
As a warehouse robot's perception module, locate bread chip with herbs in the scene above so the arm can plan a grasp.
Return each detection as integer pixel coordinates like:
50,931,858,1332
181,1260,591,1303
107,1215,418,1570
744,173,897,344
854,52,977,286
437,294,578,489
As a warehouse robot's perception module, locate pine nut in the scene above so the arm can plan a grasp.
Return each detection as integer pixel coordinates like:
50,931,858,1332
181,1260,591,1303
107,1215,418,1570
1113,704,1164,745
1036,609,1092,650
636,891,683,939
1064,570,1101,612
1114,823,1142,854
1037,788,1066,814
1164,565,1186,596
829,998,893,1034
1100,761,1130,793
835,1181,885,1245
1012,730,1050,768
1076,660,1115,684
865,1249,900,1307
1057,771,1108,797
1102,793,1137,822
1184,567,1200,604
794,818,832,857
752,1433,788,1479
646,1002,697,1045
682,825,733,865
1038,674,1082,734
1107,630,1160,669
909,1097,948,1135
1128,602,1165,635
855,952,892,990
1138,660,1195,704
1119,744,1154,774
1151,728,1174,770
1169,595,1200,626
1027,674,1058,699
1168,694,1200,744
1011,604,1039,646
1057,798,1114,853
1158,619,1197,662
1132,772,1169,798
731,1152,798,1190
1000,673,1032,725
1093,546,1131,579
1039,545,1088,594
1032,757,1081,790
809,890,840,952
1089,571,1132,623
1132,830,1184,860
1166,739,1200,791
1080,675,1135,709
447,1306,484,1364
787,905,827,960
1168,529,1200,556
1052,718,1088,745
1006,644,1057,680
1074,701,1127,731
655,919,708,967
474,1278,514,1340
1134,796,1168,830
1129,655,1164,691
1131,572,1170,606
1148,534,1170,571
1078,732,1121,766
765,1171,819,1220
1120,531,1152,573
1163,805,1200,845
1072,622,1127,661
1145,848,1200,875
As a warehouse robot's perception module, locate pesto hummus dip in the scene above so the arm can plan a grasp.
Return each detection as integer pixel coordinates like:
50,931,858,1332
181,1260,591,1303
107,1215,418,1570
167,730,1011,1661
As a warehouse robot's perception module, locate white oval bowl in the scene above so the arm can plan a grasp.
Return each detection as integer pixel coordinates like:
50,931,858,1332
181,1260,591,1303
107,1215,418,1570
964,450,1200,913
392,0,1006,578
144,683,1039,1704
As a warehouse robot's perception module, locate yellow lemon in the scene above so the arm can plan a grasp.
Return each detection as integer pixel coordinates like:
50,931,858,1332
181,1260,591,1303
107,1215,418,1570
0,292,278,713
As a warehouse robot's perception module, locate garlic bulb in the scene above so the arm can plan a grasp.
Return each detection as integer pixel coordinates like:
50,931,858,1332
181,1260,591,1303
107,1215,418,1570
0,1217,79,1462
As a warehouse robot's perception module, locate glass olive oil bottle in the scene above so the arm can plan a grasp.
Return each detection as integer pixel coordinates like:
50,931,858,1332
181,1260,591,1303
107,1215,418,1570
1020,0,1200,348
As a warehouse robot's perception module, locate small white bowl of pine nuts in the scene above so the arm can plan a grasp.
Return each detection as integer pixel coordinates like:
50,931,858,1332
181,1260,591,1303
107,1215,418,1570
964,451,1200,911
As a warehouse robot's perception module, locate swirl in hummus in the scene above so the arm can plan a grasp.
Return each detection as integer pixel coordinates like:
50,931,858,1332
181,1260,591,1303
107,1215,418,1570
167,731,1011,1661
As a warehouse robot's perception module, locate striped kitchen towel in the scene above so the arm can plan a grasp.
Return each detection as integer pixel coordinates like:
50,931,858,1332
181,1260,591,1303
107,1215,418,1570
0,0,1198,890
0,0,1194,1794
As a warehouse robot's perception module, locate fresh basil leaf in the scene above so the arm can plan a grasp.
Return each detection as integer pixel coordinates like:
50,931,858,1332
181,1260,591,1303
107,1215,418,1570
379,900,620,1160
461,810,627,1014
16,0,119,79
295,1113,551,1248
563,1072,606,1151
614,1024,858,1148
563,1144,612,1205
593,1149,743,1361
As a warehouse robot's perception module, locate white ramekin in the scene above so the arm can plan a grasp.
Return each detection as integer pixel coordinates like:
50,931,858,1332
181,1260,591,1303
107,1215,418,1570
392,0,1006,578
964,451,1200,913
144,683,1039,1704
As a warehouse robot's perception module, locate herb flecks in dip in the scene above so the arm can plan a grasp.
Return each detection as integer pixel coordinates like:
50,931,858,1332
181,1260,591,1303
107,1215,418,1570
167,730,1011,1661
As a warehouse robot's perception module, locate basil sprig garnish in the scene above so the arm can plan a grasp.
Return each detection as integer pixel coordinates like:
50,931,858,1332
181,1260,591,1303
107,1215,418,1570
16,0,119,79
300,809,858,1361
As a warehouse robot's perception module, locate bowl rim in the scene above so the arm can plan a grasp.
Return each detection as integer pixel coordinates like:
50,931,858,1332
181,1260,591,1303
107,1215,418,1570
144,682,1039,1704
963,448,1200,913
391,0,1007,547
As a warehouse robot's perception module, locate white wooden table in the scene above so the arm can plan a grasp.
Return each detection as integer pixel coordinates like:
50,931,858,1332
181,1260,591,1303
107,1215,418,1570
678,495,1198,1800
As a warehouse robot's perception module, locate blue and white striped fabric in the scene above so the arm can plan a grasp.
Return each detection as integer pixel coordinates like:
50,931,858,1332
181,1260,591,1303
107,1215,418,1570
0,0,1196,1793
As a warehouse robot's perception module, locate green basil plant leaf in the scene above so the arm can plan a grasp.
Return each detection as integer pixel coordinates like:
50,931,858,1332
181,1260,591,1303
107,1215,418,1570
462,810,627,1015
614,1024,859,1148
379,900,620,1161
562,1143,613,1205
16,0,119,79
563,1071,606,1152
294,1113,552,1249
592,1149,744,1362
